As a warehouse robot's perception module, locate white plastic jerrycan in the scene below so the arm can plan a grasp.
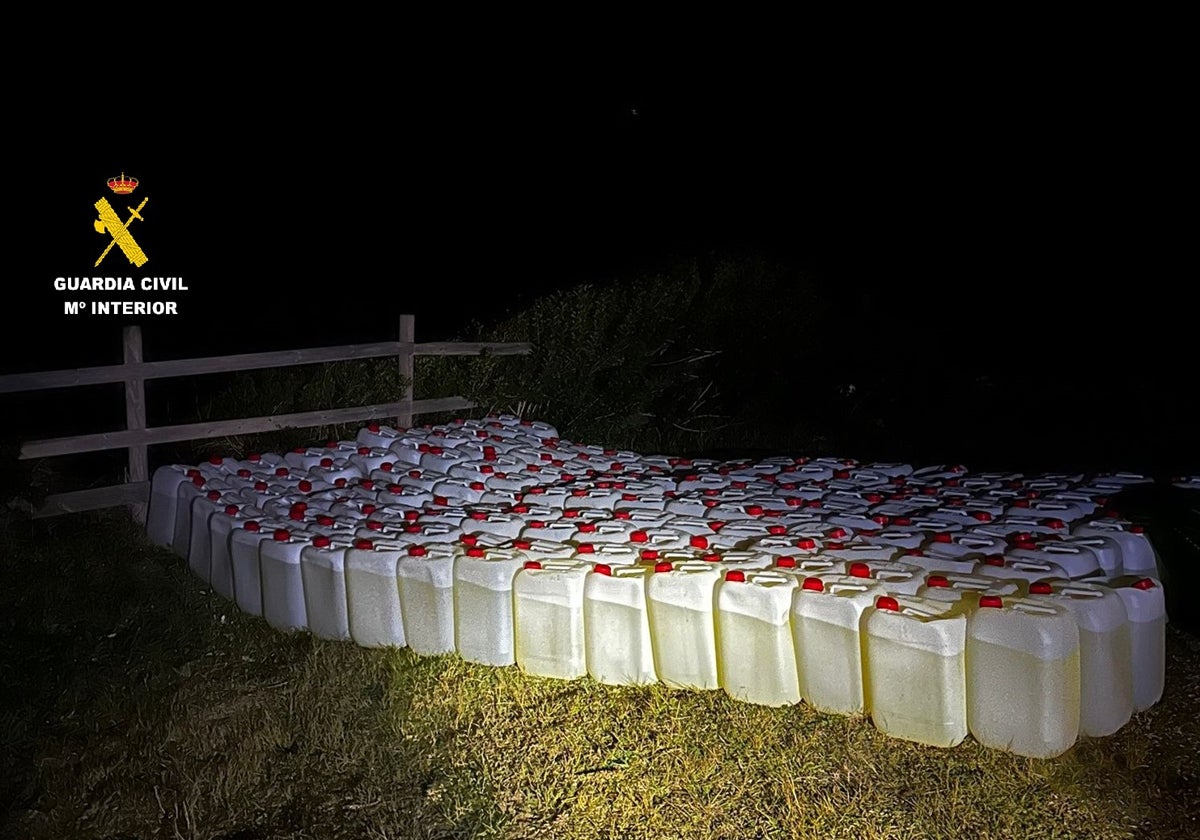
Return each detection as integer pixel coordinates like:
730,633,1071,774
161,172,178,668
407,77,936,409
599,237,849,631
863,593,968,748
966,594,1080,759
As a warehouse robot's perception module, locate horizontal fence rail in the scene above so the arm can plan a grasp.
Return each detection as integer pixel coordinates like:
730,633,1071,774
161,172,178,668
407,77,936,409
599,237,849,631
0,314,531,520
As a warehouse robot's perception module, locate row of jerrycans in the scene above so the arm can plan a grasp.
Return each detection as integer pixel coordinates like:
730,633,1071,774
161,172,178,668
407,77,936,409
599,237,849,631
206,517,1166,760
513,557,1166,760
789,572,1166,757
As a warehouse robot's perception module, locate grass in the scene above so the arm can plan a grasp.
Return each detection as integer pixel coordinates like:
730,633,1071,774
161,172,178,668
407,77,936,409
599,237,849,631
2,511,1198,839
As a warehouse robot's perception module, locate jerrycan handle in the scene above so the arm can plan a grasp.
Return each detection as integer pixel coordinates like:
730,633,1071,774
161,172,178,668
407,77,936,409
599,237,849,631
1057,585,1103,599
1010,600,1060,616
828,582,871,595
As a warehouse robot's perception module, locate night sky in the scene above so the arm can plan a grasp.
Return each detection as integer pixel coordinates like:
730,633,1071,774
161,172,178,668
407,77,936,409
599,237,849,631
8,87,1193,471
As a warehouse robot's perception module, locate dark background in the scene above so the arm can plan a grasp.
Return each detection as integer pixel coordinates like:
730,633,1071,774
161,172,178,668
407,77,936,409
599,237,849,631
5,81,1194,474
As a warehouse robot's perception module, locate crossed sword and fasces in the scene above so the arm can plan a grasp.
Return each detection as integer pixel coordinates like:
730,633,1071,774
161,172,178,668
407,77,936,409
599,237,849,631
94,196,149,267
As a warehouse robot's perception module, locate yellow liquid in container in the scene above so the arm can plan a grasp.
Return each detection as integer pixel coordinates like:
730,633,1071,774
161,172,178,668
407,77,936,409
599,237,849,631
864,596,967,748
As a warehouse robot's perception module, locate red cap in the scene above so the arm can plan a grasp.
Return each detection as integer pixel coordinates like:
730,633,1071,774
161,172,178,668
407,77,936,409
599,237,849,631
848,562,871,578
362,504,377,516
933,533,953,543
407,545,428,557
593,563,612,576
776,557,796,568
768,525,787,536
654,561,673,573
312,535,332,548
1132,578,1156,590
206,490,221,501
979,595,1003,608
276,467,290,477
1029,581,1054,594
725,570,745,582
244,521,261,532
523,560,541,570
801,577,824,592
466,547,485,558
577,522,597,533
192,475,205,487
630,530,649,543
876,596,900,612
288,509,305,521
576,543,595,554
366,520,384,531
320,458,334,468
828,528,848,539
796,538,817,551
984,555,1007,566
702,553,721,563
690,535,709,549
354,538,373,550
224,504,239,515
926,574,950,588
298,480,313,493
273,529,290,541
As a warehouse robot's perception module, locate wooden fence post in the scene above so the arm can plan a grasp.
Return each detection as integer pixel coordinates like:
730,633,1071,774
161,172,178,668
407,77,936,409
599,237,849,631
397,314,414,429
123,326,148,524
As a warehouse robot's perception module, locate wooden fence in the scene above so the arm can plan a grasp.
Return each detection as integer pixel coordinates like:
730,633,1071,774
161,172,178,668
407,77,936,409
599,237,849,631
0,314,531,521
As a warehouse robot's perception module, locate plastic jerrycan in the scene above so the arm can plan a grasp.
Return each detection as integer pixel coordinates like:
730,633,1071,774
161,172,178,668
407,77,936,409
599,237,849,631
394,544,457,656
172,473,211,559
584,563,658,686
229,518,286,617
1104,576,1166,711
344,538,407,648
512,559,592,680
1027,580,1133,737
300,534,354,641
259,527,312,633
966,595,1081,759
715,570,801,707
791,574,885,715
453,545,526,667
1074,518,1160,576
146,465,198,547
208,503,265,602
1007,538,1102,580
863,593,968,748
186,488,228,584
225,518,268,619
645,560,723,691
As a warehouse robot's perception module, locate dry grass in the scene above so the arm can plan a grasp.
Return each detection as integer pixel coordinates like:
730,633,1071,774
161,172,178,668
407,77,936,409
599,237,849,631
1,513,1198,840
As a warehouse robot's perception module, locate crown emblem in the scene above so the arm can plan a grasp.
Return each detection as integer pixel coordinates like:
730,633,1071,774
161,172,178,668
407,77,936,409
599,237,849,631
107,172,139,194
